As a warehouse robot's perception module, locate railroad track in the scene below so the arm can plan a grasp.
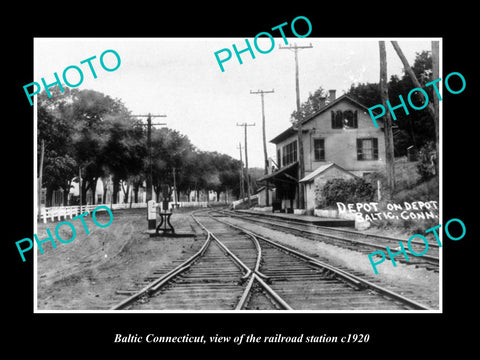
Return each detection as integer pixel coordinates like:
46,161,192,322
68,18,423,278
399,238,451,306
216,209,440,272
110,209,431,311
111,211,287,310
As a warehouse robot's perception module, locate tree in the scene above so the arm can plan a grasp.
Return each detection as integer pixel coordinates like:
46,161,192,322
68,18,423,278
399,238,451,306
346,82,381,108
207,152,242,201
150,127,196,202
219,170,240,200
68,90,131,204
37,87,245,207
100,115,146,204
290,87,327,122
190,151,217,201
175,148,200,200
38,88,78,206
347,50,436,157
38,88,135,205
42,153,77,206
168,150,242,202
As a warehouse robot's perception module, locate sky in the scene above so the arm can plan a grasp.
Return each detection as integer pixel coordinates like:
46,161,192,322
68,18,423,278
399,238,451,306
34,37,437,168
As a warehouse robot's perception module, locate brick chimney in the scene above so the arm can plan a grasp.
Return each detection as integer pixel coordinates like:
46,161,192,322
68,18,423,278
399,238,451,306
328,89,336,103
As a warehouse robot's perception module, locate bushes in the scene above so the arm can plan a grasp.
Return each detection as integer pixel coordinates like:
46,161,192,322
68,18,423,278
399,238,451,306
392,176,439,204
416,141,437,181
317,178,375,208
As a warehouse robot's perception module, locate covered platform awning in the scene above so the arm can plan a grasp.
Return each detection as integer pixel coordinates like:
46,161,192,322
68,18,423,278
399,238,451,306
257,162,298,203
257,162,298,184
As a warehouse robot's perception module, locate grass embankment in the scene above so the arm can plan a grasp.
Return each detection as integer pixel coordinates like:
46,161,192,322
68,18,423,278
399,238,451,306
370,157,439,233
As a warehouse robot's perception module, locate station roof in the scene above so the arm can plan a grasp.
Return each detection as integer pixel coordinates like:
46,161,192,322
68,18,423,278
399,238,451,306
299,162,358,183
270,94,383,144
257,162,298,183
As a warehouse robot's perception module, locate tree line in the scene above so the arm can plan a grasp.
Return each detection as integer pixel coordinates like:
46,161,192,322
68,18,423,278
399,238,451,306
38,88,249,207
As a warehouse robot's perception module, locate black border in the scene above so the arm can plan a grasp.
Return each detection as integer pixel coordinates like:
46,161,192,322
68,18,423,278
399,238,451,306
6,6,476,354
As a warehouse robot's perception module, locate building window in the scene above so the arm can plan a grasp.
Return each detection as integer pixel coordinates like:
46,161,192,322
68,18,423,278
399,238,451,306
313,138,325,161
331,111,343,129
343,110,358,128
357,138,379,160
277,149,281,167
331,110,358,129
282,140,297,166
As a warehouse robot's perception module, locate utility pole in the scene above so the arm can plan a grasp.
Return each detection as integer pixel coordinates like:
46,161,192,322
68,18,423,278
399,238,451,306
131,113,167,202
391,41,436,120
279,42,313,209
391,40,440,176
38,139,45,217
132,114,167,231
237,142,245,200
172,166,177,207
379,41,395,193
250,89,274,206
79,166,82,211
236,122,255,207
431,41,440,175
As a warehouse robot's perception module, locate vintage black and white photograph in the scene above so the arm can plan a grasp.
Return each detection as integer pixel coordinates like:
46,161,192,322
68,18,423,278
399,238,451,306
33,37,442,312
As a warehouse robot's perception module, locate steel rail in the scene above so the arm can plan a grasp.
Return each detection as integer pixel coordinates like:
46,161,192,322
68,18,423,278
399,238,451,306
191,209,214,234
197,210,291,310
256,233,430,310
230,209,440,248
110,231,212,310
235,273,256,310
220,210,439,264
207,210,268,280
208,231,252,278
211,214,365,289
235,273,293,311
193,210,253,278
247,232,264,276
112,209,285,311
252,274,293,310
210,213,431,311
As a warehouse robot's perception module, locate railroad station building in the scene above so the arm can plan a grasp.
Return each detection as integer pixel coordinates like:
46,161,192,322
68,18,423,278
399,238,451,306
258,90,386,212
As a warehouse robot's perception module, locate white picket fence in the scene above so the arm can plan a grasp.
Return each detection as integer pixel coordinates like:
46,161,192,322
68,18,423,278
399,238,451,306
172,201,208,208
38,201,208,223
38,203,142,223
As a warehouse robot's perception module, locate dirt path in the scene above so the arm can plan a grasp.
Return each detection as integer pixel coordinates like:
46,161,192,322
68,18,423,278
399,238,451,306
36,208,204,310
